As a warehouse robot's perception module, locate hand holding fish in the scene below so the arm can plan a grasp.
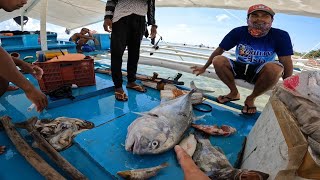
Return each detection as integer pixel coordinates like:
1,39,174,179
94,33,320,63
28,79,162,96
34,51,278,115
174,145,210,180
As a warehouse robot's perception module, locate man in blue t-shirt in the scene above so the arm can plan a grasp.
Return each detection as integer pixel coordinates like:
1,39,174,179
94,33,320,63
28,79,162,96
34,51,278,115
191,4,293,115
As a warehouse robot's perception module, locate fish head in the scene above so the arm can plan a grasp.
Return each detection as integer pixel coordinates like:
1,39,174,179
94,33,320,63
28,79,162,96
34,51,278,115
125,116,172,154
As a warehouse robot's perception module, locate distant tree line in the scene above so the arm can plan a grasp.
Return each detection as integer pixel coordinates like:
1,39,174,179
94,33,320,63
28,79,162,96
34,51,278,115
294,48,320,58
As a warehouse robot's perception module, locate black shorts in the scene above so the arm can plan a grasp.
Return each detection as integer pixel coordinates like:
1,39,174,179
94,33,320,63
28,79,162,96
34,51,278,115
228,60,283,84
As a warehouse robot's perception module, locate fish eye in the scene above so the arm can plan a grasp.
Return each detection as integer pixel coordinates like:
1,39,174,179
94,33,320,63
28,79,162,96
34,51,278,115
151,140,159,149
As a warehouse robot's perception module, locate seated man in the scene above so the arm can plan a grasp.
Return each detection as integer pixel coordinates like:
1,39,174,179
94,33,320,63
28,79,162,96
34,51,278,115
69,28,96,52
191,4,293,115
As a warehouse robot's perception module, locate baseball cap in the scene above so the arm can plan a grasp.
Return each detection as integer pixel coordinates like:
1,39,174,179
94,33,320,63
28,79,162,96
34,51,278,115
248,4,275,17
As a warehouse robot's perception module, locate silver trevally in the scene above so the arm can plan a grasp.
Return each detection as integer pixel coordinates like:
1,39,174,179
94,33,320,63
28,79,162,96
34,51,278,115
125,89,197,155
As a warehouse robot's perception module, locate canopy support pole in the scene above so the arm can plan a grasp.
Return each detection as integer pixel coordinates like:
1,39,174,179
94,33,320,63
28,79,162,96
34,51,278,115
40,0,48,51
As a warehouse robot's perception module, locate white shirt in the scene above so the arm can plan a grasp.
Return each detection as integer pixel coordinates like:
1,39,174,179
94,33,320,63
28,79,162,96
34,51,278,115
112,0,148,23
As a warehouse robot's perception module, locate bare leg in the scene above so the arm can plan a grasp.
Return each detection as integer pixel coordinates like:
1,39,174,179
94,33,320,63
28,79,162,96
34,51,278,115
0,77,9,97
213,56,240,103
243,63,283,114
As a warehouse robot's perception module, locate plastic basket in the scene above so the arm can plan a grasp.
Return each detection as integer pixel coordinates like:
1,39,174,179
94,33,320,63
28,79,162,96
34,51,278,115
34,58,95,93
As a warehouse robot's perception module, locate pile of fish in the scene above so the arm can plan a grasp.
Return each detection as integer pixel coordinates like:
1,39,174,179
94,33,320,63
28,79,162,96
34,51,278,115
179,131,269,180
35,117,94,151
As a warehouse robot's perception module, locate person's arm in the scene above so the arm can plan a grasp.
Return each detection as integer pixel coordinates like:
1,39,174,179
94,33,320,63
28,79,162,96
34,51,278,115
76,33,94,40
204,47,225,69
0,47,47,111
12,57,43,80
174,145,210,180
147,0,157,38
278,55,293,79
103,0,116,32
191,47,225,75
0,48,35,92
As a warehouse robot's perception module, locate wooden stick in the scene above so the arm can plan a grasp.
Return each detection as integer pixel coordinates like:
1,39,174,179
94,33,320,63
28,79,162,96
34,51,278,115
0,116,65,180
15,117,87,180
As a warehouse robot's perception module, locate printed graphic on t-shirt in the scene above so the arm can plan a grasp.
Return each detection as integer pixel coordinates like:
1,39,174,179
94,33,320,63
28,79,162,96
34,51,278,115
236,44,275,64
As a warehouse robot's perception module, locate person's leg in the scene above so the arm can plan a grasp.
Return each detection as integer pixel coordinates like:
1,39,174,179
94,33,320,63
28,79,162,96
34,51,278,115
126,15,146,92
243,62,283,114
213,56,240,103
0,77,9,97
111,17,129,100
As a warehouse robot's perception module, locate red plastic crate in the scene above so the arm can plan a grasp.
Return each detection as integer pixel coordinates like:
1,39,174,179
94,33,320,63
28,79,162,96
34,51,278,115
34,58,96,93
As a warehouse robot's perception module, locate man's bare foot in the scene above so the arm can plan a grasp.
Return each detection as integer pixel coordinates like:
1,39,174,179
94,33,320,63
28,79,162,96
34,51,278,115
242,97,257,115
7,85,19,91
114,88,128,101
0,146,6,155
216,92,240,104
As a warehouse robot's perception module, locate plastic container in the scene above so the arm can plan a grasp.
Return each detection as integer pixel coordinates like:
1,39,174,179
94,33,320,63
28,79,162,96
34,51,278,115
34,58,95,93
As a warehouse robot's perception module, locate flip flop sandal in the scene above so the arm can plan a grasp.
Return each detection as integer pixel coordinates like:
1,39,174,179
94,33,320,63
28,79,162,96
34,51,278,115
126,85,147,92
241,104,257,115
216,95,240,104
115,91,128,101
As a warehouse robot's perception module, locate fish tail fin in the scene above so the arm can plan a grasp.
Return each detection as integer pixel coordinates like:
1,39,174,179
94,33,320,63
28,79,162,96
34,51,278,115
160,162,169,168
190,81,215,94
117,170,131,179
14,117,38,129
193,129,210,140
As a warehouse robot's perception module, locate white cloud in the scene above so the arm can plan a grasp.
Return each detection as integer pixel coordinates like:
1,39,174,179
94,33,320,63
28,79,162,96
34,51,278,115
176,24,187,28
216,14,230,22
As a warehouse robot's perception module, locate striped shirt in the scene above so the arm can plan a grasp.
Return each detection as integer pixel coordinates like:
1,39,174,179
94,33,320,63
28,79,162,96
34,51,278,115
105,0,156,25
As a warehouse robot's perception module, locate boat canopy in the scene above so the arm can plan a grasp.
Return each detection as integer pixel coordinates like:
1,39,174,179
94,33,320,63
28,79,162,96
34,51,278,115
0,0,320,30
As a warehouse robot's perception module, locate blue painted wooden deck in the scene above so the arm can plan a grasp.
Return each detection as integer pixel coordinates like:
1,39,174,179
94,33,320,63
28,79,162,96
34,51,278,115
0,64,259,180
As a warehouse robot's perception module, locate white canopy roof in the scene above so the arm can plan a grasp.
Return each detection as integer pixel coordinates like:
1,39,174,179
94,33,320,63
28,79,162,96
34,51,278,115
0,0,320,30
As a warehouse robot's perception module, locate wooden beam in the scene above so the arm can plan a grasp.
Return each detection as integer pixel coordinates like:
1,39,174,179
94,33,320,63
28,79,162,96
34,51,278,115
15,117,87,180
0,116,65,180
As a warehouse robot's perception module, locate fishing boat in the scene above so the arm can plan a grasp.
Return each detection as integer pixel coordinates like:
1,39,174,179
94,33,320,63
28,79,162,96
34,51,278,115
0,1,319,179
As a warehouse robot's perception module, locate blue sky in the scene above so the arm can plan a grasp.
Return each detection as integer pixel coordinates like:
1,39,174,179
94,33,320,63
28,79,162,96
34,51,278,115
1,7,320,53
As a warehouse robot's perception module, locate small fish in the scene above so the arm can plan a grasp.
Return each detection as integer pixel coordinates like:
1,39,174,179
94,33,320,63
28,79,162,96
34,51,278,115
117,162,169,180
192,124,236,136
178,133,197,157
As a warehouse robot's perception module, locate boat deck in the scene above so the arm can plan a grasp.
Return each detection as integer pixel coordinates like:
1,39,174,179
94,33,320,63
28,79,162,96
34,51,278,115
0,62,260,179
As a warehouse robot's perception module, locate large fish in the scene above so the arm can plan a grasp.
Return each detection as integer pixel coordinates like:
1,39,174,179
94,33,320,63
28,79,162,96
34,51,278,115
193,132,269,180
125,90,197,154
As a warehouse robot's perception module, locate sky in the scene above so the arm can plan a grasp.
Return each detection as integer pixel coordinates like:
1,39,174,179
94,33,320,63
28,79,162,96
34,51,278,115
1,7,320,53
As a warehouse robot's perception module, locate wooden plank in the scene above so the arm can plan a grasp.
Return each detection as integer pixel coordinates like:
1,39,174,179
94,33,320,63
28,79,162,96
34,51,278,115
0,116,65,180
15,117,87,180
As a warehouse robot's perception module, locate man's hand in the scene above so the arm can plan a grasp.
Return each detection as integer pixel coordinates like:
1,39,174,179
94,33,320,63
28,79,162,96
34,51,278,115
175,145,210,180
150,25,157,39
24,87,48,112
19,62,43,80
190,66,206,76
103,19,112,32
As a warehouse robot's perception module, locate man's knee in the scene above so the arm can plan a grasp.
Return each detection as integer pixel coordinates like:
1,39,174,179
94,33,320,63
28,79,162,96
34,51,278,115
0,77,9,97
262,63,284,77
212,55,230,68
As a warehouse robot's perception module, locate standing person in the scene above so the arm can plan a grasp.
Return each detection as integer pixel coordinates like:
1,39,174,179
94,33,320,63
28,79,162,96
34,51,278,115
0,0,48,155
103,0,157,101
191,4,293,115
